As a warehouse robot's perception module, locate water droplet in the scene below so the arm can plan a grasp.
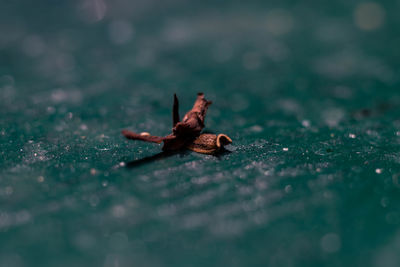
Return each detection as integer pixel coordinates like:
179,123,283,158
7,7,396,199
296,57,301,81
285,185,293,193
301,120,311,127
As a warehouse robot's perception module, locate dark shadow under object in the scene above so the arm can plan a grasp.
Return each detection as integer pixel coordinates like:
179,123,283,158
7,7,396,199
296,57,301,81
125,151,178,168
125,148,231,169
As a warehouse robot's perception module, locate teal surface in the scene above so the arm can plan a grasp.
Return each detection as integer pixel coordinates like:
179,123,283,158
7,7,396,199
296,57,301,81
1,1,400,266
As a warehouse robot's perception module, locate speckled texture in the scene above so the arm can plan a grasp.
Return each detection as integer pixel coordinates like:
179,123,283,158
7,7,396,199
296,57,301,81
1,1,400,267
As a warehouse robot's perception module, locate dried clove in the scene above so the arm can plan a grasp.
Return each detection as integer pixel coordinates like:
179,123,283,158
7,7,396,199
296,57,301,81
122,93,232,154
186,133,232,154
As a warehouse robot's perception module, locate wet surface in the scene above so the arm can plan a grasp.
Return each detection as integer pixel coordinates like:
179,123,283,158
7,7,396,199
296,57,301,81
1,0,400,266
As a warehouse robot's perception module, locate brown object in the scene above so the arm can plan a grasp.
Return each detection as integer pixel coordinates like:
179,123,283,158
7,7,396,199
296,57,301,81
122,93,232,154
186,134,232,154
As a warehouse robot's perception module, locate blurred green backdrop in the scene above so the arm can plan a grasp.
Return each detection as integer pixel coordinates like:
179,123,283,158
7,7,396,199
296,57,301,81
1,0,400,266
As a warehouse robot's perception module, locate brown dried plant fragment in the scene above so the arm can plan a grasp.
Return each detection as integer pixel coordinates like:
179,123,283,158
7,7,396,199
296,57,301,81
122,93,232,154
187,134,232,154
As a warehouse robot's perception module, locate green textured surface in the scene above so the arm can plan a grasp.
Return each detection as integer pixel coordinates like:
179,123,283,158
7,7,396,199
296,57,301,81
1,1,400,266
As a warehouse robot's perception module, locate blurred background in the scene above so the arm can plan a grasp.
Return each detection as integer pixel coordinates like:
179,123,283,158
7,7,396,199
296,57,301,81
1,0,400,266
